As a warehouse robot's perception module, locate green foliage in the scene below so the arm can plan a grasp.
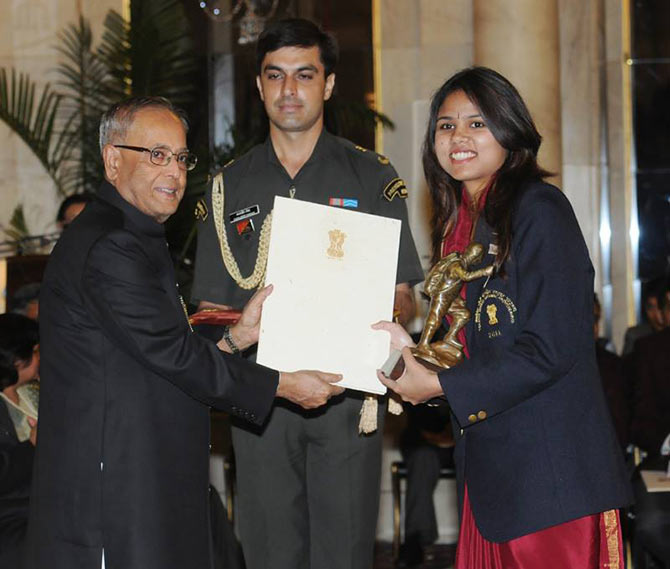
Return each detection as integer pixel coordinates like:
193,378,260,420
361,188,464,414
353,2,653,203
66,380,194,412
212,126,266,172
98,0,198,105
0,69,73,194
0,0,199,196
55,16,111,193
3,204,29,244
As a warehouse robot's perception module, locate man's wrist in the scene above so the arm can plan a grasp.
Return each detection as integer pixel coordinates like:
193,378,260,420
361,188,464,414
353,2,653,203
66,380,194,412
229,322,257,352
222,325,240,354
276,371,291,398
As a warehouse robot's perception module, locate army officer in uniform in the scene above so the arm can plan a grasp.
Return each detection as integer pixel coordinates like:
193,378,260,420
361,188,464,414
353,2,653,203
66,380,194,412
192,18,424,569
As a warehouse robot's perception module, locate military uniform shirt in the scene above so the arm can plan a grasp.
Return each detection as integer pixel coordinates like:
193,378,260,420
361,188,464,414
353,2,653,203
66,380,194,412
192,129,424,307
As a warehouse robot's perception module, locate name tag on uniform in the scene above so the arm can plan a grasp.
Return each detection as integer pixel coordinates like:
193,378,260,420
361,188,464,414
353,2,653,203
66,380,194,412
229,204,260,224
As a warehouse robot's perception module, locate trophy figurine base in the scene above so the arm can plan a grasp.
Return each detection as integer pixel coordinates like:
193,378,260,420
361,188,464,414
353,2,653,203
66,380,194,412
410,352,450,372
412,340,463,370
382,341,463,381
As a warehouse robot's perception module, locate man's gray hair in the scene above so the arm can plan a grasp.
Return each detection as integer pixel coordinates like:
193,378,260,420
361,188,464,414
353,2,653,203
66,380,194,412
99,96,189,153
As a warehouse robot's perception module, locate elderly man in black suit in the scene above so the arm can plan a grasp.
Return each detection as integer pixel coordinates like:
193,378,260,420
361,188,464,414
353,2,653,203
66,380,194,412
26,97,343,569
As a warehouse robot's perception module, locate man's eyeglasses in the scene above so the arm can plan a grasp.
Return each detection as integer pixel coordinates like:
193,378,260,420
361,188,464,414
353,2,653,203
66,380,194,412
113,145,198,171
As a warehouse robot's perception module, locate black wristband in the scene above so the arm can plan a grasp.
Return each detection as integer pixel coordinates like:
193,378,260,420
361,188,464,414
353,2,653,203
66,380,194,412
222,325,240,354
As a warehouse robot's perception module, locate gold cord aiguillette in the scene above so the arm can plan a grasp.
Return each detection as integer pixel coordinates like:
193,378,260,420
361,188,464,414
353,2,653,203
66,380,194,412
212,172,273,290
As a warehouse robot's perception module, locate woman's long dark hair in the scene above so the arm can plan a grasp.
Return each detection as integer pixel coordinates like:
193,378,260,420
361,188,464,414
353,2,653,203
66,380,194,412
423,66,551,269
0,313,39,390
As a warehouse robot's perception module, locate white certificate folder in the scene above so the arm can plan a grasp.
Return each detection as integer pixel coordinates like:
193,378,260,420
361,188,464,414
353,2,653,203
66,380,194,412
257,196,400,395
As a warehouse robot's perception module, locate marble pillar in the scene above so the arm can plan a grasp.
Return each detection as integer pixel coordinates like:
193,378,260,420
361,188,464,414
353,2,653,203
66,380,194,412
210,18,236,150
374,0,474,544
558,0,607,331
557,0,635,351
474,0,562,185
604,0,636,350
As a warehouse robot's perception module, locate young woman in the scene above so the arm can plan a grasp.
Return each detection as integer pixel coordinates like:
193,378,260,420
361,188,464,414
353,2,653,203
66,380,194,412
375,67,632,569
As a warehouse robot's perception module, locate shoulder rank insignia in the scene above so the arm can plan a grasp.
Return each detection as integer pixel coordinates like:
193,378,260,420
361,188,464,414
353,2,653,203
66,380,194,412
194,198,208,222
383,178,408,201
354,144,368,153
377,154,390,165
224,158,235,168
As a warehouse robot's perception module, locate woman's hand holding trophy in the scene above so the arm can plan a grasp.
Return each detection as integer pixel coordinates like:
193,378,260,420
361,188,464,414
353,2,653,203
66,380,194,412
374,242,494,405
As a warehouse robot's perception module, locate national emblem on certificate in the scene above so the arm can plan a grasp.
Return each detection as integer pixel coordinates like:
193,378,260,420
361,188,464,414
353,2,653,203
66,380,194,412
257,196,401,394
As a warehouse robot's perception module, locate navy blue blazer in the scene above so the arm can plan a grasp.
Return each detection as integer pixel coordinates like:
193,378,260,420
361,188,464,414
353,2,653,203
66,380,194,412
438,181,633,542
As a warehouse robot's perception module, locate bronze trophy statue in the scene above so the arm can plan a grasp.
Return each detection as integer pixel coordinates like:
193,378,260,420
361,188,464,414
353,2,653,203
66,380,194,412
384,242,494,379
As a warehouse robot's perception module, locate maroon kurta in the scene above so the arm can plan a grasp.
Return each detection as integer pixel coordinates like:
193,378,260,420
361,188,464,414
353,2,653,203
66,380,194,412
455,487,623,569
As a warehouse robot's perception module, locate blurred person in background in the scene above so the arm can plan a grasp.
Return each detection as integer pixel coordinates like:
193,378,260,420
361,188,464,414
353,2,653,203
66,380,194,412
56,193,93,231
622,279,667,356
629,313,670,569
593,294,629,449
0,313,39,569
8,284,40,321
399,402,455,567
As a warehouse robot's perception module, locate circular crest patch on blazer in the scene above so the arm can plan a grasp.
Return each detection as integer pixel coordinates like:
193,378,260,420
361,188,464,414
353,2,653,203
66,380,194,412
474,289,517,338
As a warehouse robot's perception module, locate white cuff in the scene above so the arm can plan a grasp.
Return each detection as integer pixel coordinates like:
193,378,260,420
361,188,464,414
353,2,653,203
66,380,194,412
660,433,670,456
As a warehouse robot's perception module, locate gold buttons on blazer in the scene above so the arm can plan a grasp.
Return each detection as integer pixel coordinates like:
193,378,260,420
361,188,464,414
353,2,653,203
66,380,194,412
467,411,488,423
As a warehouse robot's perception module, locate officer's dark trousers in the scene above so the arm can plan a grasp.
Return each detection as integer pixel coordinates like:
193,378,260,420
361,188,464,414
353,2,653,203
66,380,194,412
401,444,454,547
232,394,385,569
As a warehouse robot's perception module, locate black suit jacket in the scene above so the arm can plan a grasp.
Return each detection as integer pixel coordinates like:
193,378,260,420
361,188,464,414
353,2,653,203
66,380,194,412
26,182,279,569
439,181,633,542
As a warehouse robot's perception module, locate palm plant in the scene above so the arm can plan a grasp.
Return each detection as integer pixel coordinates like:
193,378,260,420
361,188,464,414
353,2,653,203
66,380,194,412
98,2,198,106
0,69,73,195
0,0,198,197
3,205,29,244
55,16,112,194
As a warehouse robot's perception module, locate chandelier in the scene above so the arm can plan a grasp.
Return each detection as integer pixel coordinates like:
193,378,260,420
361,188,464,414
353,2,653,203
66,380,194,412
199,0,281,45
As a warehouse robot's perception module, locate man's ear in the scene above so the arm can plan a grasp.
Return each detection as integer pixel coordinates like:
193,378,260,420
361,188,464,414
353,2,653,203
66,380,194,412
102,144,121,184
324,73,336,101
256,76,265,102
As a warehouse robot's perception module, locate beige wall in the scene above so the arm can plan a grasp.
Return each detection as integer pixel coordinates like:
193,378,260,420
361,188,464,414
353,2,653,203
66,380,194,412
0,0,122,238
